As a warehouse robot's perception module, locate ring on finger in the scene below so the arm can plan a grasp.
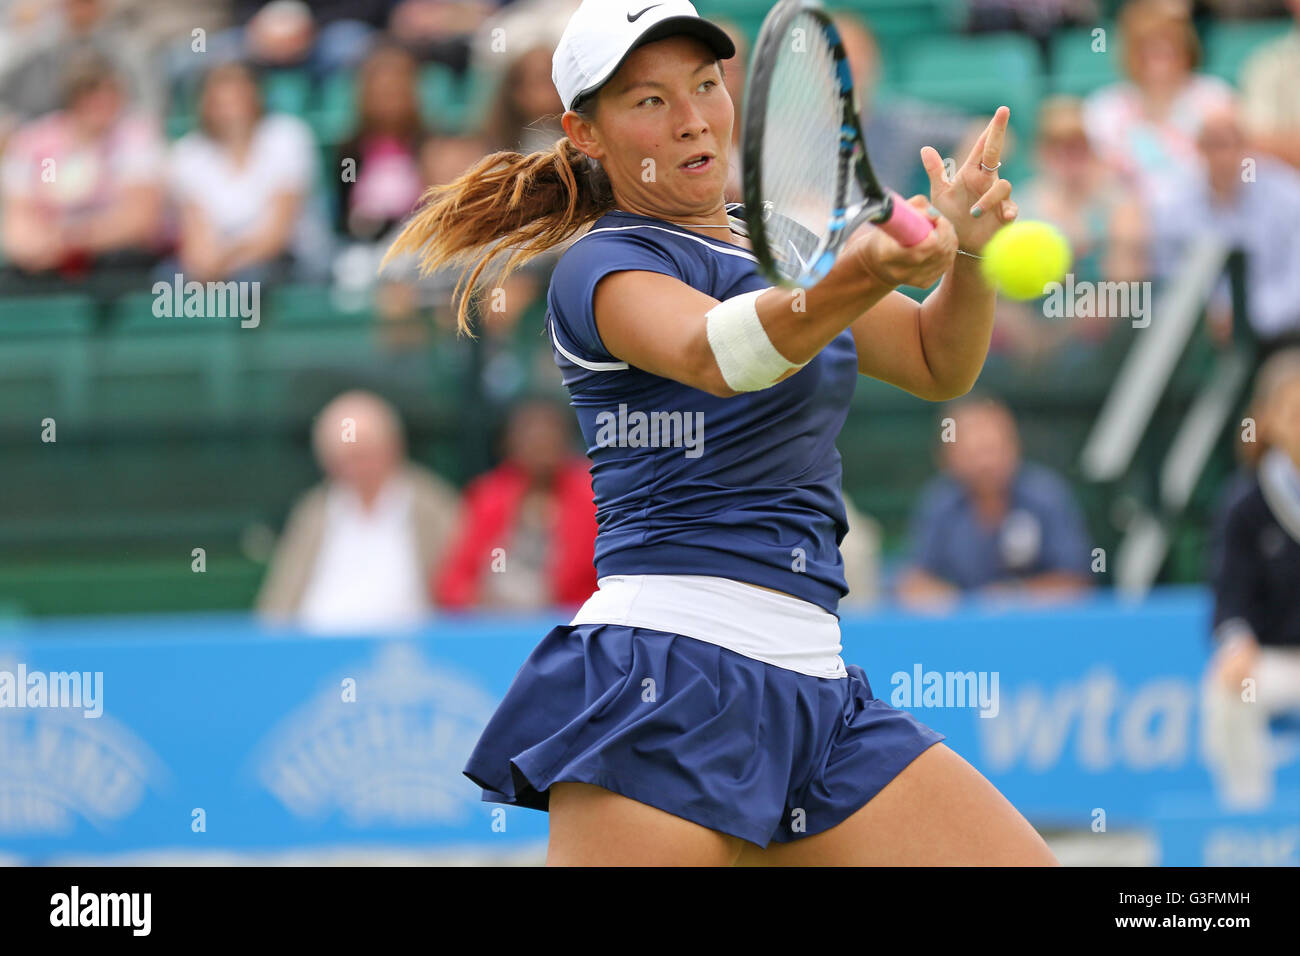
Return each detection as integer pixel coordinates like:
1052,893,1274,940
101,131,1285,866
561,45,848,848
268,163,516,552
980,161,1001,172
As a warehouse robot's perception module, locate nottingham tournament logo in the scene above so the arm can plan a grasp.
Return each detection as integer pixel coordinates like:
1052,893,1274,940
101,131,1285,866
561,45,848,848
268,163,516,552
253,643,497,827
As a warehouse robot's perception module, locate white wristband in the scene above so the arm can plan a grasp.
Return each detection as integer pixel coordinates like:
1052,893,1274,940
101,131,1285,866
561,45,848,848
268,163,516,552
705,288,807,392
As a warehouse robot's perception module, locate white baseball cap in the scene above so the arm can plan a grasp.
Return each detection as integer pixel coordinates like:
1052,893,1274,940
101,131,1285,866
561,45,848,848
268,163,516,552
552,0,736,112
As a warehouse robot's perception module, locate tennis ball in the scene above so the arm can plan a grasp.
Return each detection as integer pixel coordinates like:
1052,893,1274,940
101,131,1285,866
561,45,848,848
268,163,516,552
979,220,1072,301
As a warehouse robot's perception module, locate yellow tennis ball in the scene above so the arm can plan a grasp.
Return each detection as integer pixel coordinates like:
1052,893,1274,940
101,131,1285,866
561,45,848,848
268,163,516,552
979,220,1072,301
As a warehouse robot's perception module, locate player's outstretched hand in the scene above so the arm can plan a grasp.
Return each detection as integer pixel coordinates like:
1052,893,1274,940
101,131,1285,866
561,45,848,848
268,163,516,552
849,195,957,289
921,106,1019,255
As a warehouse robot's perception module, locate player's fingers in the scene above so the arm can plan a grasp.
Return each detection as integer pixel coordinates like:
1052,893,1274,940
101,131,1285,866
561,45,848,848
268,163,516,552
919,146,948,193
961,125,992,173
999,199,1019,223
981,106,1010,170
903,193,943,224
970,178,1012,219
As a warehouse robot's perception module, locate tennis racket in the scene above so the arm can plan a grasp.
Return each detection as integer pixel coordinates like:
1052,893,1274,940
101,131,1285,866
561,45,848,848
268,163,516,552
740,0,934,287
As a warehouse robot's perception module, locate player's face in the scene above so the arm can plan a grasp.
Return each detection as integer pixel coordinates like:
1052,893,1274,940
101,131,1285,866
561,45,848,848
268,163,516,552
591,36,733,216
1267,378,1300,466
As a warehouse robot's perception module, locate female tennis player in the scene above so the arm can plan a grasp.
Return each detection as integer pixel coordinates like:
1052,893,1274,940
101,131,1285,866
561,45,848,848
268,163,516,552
386,0,1058,866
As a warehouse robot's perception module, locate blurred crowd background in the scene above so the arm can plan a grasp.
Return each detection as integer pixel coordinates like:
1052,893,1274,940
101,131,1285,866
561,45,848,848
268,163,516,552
0,0,1298,631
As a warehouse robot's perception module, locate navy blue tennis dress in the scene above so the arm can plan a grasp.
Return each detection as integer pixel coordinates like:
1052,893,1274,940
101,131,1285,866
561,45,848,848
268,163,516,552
462,203,944,846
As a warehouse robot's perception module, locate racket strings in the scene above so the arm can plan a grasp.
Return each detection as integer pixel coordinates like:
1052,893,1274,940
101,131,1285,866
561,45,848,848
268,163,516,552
758,12,844,281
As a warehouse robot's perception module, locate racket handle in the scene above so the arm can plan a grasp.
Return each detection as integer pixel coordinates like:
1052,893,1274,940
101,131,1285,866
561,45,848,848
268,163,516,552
879,192,935,248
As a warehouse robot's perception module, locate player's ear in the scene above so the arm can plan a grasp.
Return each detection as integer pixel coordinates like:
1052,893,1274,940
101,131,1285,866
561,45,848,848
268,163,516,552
561,109,604,162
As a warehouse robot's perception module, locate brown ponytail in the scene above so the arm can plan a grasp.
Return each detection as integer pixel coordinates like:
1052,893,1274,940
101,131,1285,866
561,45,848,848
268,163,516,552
381,126,614,337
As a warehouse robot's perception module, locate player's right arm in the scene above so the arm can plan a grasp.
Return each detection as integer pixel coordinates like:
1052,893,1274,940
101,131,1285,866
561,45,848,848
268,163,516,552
593,204,955,398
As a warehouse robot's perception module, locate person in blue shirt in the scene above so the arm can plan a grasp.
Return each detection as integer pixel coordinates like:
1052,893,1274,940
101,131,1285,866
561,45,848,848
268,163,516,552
384,0,1057,865
898,394,1094,608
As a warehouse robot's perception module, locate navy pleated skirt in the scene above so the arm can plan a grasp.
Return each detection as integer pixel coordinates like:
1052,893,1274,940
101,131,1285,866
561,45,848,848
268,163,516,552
463,622,945,847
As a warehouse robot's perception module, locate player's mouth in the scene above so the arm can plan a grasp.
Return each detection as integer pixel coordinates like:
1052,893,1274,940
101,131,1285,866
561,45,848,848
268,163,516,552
680,153,715,173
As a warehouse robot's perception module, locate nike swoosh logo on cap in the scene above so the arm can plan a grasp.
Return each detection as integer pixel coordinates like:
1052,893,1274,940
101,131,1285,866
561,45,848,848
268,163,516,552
627,4,663,22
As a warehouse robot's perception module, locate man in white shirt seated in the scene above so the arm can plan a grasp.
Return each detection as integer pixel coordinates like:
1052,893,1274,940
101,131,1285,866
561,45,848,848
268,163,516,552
1149,101,1300,360
256,389,461,634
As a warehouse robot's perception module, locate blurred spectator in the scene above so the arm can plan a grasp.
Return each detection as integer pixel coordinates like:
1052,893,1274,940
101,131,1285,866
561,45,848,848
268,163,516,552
336,43,430,243
347,129,483,308
965,0,1099,57
1020,97,1148,288
897,394,1094,609
0,51,165,292
470,0,577,90
0,1,56,80
1083,0,1234,211
418,130,489,190
832,10,972,202
381,121,552,374
1202,348,1300,809
1149,101,1300,354
389,0,504,74
0,0,162,144
224,0,387,79
484,42,563,153
992,96,1148,362
257,389,462,633
707,16,749,205
1200,0,1289,18
168,61,331,283
434,398,598,611
111,0,232,65
1240,0,1300,170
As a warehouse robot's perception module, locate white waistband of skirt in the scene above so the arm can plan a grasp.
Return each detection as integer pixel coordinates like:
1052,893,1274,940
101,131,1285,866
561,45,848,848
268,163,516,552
569,574,847,679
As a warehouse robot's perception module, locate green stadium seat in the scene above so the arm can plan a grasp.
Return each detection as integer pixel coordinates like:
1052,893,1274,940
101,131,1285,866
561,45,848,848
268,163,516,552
91,290,241,422
111,289,251,332
268,284,372,326
167,110,198,140
0,294,96,336
421,63,471,133
1050,25,1120,96
847,0,967,45
895,33,1043,147
694,0,767,43
262,68,313,116
313,70,357,144
0,295,95,422
1204,19,1294,85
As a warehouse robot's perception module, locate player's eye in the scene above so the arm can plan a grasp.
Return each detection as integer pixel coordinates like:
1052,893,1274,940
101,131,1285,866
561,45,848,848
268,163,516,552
636,95,663,107
698,79,718,92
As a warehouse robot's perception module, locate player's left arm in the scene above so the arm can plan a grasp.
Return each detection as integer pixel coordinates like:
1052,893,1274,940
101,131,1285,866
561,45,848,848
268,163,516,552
851,107,1017,401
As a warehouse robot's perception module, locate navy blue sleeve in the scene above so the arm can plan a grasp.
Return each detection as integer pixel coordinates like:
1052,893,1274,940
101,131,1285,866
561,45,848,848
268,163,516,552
1211,489,1264,643
548,231,685,365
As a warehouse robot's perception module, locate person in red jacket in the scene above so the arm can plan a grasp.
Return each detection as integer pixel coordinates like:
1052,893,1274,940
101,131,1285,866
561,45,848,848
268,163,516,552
435,398,598,611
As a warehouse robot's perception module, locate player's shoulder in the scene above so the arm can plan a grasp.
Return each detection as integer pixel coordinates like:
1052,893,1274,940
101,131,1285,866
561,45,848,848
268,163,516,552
552,210,692,279
564,204,747,258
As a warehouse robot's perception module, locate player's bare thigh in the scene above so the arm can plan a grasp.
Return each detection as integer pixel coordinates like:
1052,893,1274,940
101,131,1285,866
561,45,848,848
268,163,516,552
735,743,1060,866
547,781,746,866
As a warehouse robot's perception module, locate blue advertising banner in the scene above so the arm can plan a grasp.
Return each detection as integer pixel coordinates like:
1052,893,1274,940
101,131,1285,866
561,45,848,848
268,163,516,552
0,587,1296,864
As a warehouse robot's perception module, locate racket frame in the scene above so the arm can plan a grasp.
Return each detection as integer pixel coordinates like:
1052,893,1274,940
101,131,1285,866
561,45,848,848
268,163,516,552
741,0,923,287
